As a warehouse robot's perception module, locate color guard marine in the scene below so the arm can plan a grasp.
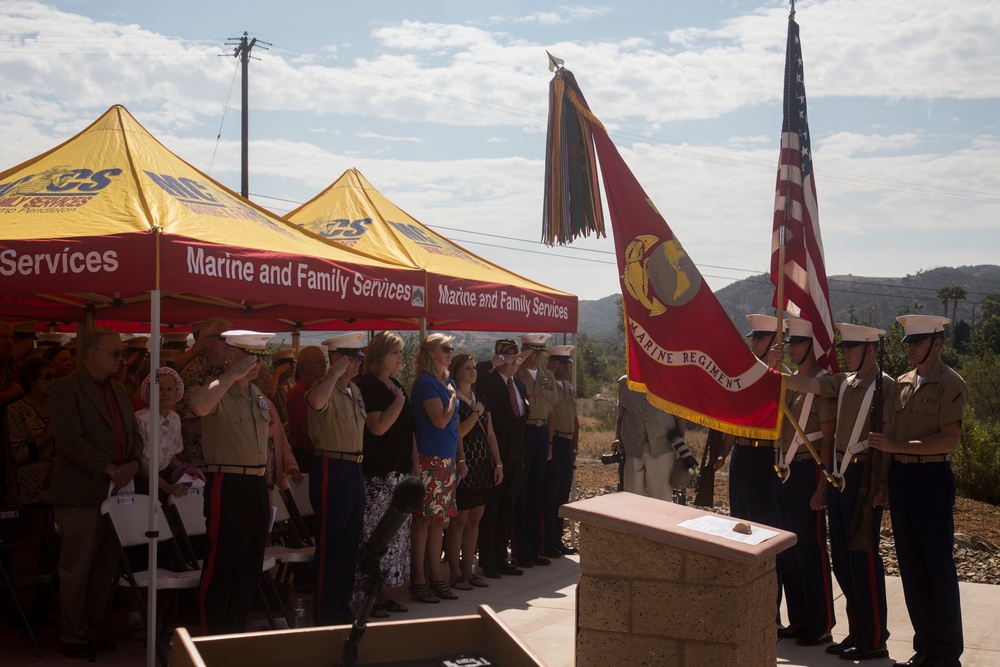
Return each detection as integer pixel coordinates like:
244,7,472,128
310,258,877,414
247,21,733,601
870,315,967,667
786,322,896,660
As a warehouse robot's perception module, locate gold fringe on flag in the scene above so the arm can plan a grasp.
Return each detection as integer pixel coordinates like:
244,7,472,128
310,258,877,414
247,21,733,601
542,68,606,246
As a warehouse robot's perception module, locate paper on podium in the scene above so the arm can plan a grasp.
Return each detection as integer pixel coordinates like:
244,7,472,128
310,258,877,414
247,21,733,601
678,515,779,546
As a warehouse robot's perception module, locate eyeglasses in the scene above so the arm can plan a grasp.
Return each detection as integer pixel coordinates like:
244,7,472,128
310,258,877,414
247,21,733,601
97,348,124,359
441,346,455,354
41,371,56,380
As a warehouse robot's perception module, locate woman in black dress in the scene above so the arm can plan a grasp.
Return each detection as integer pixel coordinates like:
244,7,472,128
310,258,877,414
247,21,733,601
443,353,503,589
354,331,417,616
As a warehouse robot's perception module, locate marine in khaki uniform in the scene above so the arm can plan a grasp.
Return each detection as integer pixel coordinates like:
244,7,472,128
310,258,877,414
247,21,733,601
189,330,273,636
513,333,560,568
772,318,837,648
306,332,367,625
870,315,967,667
542,345,579,558
827,324,895,659
786,323,896,659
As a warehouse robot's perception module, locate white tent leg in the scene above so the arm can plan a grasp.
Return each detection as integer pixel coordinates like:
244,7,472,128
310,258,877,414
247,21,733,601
146,290,160,667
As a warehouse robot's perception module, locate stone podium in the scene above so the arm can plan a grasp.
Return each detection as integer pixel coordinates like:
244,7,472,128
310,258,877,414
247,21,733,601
561,493,796,667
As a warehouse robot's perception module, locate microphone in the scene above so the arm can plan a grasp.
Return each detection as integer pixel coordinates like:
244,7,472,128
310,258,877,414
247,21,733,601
357,475,424,577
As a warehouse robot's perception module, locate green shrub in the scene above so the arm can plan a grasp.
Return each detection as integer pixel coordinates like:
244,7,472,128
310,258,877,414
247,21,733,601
952,407,1000,505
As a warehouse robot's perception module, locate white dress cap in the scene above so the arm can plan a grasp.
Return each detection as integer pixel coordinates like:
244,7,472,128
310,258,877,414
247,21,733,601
548,344,575,360
786,317,814,341
745,314,785,336
836,323,885,346
322,332,366,357
896,314,949,342
221,330,275,355
519,333,551,350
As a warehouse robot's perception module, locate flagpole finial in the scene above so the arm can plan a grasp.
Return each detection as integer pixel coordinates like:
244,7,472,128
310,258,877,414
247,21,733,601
546,51,565,73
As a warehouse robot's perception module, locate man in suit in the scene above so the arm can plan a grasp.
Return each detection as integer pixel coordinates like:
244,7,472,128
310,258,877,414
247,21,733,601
475,339,528,578
50,327,142,659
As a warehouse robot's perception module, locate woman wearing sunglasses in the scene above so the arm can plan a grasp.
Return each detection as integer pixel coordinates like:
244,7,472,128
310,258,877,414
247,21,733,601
5,356,57,505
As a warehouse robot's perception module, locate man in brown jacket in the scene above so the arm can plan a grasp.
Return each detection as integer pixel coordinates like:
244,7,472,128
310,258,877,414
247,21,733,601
50,327,141,659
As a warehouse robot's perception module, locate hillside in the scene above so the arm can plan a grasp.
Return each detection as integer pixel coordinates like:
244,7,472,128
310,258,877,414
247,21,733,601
289,265,999,349
713,265,1000,334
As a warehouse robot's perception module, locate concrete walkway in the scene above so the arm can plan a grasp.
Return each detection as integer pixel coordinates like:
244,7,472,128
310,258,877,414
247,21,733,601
4,553,997,665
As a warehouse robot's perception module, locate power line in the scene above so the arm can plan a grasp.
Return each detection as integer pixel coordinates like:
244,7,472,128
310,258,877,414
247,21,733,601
5,31,999,206
249,190,998,299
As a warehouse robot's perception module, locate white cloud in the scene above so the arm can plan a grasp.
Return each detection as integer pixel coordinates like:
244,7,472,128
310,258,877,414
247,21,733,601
355,131,424,143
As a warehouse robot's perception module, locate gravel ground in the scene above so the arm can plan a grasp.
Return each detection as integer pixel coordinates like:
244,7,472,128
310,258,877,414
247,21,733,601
571,460,1000,586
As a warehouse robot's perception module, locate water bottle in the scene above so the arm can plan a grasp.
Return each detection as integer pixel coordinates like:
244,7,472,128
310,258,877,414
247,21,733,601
293,599,306,628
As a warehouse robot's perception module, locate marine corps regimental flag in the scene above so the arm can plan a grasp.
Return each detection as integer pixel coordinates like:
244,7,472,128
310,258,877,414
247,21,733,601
543,68,785,439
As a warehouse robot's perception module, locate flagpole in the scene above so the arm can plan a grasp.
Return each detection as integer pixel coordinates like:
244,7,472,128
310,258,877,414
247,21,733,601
773,3,841,488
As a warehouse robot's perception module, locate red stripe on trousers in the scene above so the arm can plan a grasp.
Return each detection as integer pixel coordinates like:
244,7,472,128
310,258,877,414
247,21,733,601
867,549,883,646
199,473,224,635
313,462,329,623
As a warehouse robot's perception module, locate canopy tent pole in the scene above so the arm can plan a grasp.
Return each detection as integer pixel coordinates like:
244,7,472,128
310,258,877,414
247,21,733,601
146,290,161,667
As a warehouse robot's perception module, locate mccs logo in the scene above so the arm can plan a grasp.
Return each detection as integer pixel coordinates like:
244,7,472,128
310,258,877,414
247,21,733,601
0,166,122,213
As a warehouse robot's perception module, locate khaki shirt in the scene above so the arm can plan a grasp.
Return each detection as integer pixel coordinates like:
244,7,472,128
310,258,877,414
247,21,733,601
517,366,559,421
307,381,366,454
617,375,678,459
550,379,577,435
891,359,967,444
201,383,269,467
779,365,837,453
818,367,897,455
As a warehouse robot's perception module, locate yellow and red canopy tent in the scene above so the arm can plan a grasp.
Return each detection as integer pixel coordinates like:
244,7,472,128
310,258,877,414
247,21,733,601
0,105,432,667
0,105,426,331
285,168,578,333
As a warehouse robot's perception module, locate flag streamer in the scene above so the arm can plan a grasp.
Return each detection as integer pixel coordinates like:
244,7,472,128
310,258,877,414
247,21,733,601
542,69,606,245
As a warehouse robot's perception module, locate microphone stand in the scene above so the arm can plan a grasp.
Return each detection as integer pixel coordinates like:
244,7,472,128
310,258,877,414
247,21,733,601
342,567,383,667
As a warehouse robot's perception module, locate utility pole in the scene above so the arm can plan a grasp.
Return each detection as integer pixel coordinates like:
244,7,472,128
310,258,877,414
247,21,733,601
227,32,268,198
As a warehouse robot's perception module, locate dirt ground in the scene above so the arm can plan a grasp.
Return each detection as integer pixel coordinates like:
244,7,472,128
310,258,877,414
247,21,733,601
571,427,1000,585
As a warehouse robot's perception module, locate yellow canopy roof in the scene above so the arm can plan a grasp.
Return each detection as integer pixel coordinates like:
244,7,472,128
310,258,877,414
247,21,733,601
0,106,425,329
286,168,577,332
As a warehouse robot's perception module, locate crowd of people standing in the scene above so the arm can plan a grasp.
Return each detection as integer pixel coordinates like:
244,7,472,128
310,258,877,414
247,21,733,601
0,319,580,658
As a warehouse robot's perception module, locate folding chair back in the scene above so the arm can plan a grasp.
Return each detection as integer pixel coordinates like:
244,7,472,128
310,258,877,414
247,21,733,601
283,474,314,517
167,488,206,537
101,494,175,547
166,489,207,570
281,474,314,545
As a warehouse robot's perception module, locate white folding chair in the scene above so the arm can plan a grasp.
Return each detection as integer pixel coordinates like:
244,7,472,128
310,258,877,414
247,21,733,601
281,474,315,546
264,487,315,596
166,488,287,628
100,495,200,665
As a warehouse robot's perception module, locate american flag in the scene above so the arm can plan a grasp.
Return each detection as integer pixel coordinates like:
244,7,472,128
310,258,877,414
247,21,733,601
771,15,839,373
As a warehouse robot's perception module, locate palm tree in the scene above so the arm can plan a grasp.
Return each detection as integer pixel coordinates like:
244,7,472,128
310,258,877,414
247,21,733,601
936,285,967,345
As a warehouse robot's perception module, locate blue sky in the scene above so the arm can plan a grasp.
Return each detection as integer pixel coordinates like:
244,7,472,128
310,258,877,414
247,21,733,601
2,0,998,301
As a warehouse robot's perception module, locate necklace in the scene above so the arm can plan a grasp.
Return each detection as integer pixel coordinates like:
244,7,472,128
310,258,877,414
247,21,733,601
456,388,475,405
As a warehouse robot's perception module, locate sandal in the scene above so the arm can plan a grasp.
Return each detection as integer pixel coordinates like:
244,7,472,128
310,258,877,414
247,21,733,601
370,603,390,619
467,574,489,588
409,583,440,604
383,599,408,613
429,579,458,600
450,577,474,591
